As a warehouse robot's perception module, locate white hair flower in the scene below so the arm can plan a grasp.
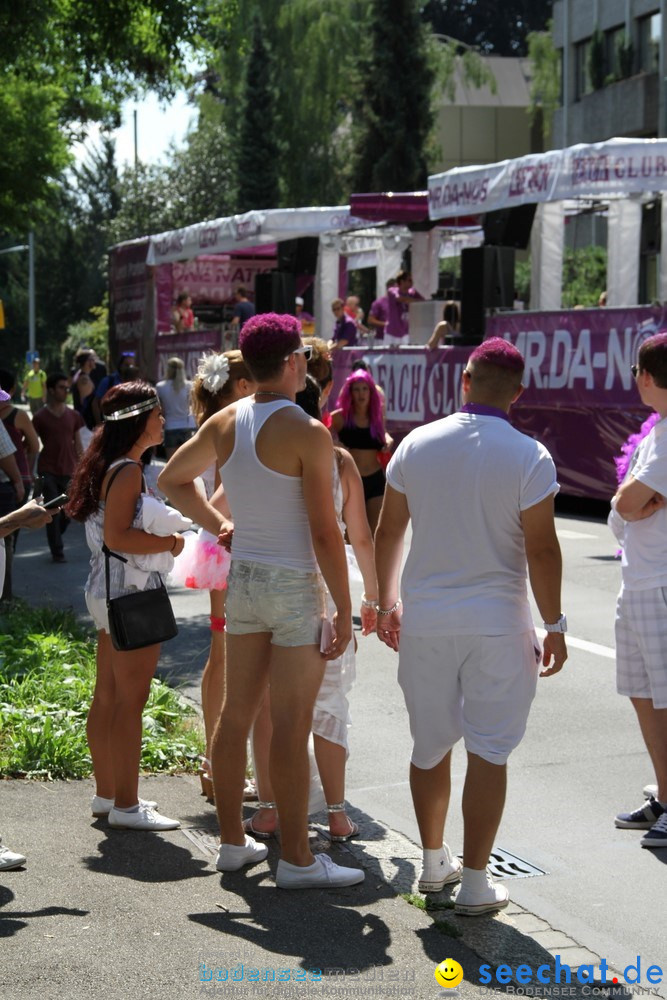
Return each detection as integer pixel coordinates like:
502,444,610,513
197,353,230,394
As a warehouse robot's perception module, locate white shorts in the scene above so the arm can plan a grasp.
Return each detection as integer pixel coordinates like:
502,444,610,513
397,632,540,767
85,592,110,634
615,587,667,708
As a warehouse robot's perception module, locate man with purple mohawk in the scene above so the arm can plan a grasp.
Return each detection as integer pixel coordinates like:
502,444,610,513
159,313,364,890
374,336,567,915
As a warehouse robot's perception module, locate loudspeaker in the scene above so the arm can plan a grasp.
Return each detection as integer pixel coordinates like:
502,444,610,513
254,272,297,314
460,246,515,340
641,201,661,254
483,204,536,249
277,237,319,275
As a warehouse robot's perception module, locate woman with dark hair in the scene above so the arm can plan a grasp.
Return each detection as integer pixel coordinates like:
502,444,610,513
169,350,256,801
330,368,392,533
67,382,183,830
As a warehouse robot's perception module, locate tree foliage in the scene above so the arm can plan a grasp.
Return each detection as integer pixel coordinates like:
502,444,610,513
350,0,435,192
236,10,280,212
423,0,553,57
526,24,560,145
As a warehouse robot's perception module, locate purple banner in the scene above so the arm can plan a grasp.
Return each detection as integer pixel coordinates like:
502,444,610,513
332,306,664,500
155,331,221,380
109,241,150,343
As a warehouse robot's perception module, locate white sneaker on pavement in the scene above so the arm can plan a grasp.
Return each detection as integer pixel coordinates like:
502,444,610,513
216,835,268,871
0,839,26,871
418,846,463,893
455,877,509,916
276,853,365,889
107,804,180,831
92,795,158,817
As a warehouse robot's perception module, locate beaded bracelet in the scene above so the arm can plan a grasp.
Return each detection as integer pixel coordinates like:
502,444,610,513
376,599,402,616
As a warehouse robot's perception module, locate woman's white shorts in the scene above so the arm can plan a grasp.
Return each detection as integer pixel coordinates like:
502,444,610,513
85,591,110,634
397,632,540,768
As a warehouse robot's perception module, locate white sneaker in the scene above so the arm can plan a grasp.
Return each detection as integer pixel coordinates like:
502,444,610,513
276,853,365,889
92,795,158,817
455,877,509,916
0,839,26,871
107,804,180,831
216,835,268,871
418,847,463,892
644,783,659,800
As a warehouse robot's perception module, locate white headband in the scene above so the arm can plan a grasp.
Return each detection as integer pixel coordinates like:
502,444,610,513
103,397,158,422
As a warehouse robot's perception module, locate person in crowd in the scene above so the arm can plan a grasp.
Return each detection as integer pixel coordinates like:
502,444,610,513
329,298,358,353
303,337,334,422
22,355,47,415
230,286,255,333
0,493,54,868
385,270,424,344
330,368,392,534
33,372,85,563
245,373,378,843
168,350,256,801
609,333,667,849
0,371,39,599
374,337,567,915
172,292,195,333
91,352,139,425
295,297,315,335
156,357,196,460
427,298,461,350
0,412,27,603
71,349,98,429
598,290,607,307
66,382,183,831
368,279,398,343
158,313,363,889
345,295,368,337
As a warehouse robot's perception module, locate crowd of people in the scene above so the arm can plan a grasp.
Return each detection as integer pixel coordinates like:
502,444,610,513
2,314,667,923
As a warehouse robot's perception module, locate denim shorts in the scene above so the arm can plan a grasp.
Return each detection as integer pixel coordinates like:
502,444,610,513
225,559,323,647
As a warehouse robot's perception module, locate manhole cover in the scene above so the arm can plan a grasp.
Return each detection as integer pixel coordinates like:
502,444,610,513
485,847,547,879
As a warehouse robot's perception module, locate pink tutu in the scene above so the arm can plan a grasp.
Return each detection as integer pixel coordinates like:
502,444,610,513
169,528,231,591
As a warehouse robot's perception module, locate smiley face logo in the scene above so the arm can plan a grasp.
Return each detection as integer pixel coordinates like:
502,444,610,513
435,959,464,989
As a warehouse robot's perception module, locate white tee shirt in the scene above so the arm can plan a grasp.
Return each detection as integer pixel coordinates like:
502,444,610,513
619,416,667,591
156,380,195,431
387,410,559,636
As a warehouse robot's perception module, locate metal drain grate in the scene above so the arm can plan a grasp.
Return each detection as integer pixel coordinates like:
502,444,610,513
181,827,219,857
455,847,547,879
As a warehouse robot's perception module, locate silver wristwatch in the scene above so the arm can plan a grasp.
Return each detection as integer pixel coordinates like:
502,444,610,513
543,614,567,633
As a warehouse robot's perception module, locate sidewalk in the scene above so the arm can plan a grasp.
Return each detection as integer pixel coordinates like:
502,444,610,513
1,521,635,1000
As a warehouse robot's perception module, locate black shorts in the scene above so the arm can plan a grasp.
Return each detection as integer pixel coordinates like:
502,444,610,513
361,468,386,502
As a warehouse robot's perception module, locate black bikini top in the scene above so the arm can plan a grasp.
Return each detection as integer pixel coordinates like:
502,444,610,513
338,423,384,451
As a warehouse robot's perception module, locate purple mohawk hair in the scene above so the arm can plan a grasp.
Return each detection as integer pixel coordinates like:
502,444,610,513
468,337,524,372
239,312,301,364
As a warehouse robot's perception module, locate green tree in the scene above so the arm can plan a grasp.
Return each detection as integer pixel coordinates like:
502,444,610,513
562,246,607,309
526,24,560,145
236,10,280,212
350,0,435,192
423,0,553,57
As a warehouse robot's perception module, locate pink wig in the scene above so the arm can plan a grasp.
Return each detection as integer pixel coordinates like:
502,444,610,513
615,411,660,485
468,337,524,373
239,312,301,365
336,369,385,443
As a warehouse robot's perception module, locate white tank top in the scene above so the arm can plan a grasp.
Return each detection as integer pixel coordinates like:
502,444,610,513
220,397,316,571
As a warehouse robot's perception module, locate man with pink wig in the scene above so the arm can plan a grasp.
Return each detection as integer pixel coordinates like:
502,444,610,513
374,337,567,915
159,313,364,889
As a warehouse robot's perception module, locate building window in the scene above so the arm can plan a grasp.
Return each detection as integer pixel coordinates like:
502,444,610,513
575,38,592,99
638,12,661,74
604,25,625,80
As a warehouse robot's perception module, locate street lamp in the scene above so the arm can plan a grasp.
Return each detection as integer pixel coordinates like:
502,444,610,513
0,231,36,355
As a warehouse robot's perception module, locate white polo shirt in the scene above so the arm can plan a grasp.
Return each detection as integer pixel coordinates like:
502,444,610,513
387,409,559,636
620,416,667,591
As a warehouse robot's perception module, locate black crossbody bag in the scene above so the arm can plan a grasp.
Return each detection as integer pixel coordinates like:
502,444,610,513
102,462,178,651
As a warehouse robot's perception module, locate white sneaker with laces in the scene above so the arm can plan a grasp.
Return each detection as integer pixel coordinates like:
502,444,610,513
0,839,26,871
216,835,268,871
644,783,658,800
455,877,509,916
276,853,365,889
418,846,463,893
92,795,158,817
107,804,180,831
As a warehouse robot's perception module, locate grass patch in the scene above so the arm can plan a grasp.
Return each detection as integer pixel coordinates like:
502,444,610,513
401,892,461,938
0,601,204,780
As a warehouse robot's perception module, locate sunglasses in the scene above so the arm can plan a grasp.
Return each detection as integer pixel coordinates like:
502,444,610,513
284,344,312,361
631,364,640,377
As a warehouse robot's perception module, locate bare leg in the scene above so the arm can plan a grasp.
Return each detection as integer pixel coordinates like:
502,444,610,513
462,752,506,869
631,698,667,801
366,495,383,536
86,630,116,799
268,644,326,867
409,751,452,850
313,735,355,838
110,643,161,808
212,632,271,845
245,690,278,834
201,590,227,756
